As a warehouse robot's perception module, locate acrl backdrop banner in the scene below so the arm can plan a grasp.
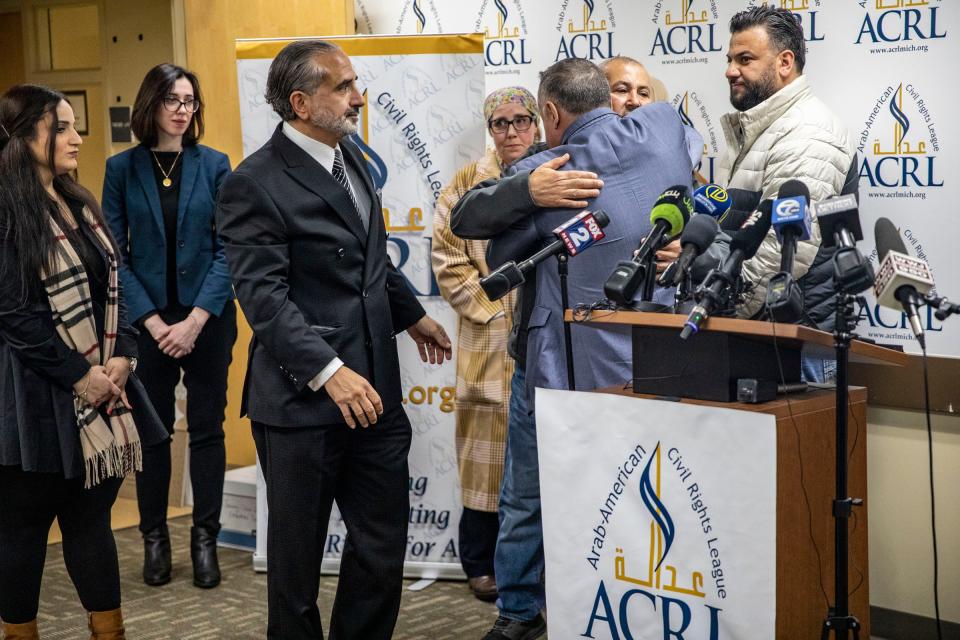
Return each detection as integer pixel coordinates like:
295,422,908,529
536,389,777,639
236,34,485,578
356,0,959,357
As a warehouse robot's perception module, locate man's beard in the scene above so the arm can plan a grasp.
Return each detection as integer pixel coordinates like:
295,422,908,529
729,68,778,112
310,106,359,137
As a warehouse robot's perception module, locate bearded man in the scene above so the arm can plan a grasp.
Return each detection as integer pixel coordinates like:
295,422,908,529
216,40,452,639
716,6,857,380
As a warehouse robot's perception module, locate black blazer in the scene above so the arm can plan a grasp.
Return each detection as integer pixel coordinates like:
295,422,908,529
216,125,425,427
0,201,166,478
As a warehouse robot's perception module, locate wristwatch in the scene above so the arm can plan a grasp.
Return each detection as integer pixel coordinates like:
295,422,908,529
125,356,138,373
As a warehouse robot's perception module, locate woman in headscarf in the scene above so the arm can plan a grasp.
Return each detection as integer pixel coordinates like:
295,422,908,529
431,86,540,603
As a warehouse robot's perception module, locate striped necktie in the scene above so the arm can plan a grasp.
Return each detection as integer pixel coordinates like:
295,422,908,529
332,148,366,230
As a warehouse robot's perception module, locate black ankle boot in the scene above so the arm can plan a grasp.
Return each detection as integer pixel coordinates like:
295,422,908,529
191,526,221,588
142,526,171,586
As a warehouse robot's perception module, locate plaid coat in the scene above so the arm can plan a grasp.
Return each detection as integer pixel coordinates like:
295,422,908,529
431,149,515,512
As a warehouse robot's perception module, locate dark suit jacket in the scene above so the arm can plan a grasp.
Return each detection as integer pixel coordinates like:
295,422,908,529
102,144,234,323
216,125,425,427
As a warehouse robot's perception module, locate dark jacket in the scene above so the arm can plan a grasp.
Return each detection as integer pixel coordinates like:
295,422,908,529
0,199,166,478
102,144,234,323
215,125,425,427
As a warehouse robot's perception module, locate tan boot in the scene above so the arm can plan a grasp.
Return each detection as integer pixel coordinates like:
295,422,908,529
2,619,39,640
87,608,125,640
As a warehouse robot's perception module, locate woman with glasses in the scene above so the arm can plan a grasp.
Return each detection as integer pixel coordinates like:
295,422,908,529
431,86,541,603
102,64,236,590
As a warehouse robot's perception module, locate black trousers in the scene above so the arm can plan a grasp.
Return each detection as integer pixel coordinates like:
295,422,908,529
458,507,499,578
0,466,122,623
253,404,412,640
135,303,237,534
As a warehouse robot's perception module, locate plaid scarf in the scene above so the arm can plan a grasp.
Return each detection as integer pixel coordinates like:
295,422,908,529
41,207,141,488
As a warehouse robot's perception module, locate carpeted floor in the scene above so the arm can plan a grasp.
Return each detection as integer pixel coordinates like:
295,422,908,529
35,516,501,639
33,516,893,639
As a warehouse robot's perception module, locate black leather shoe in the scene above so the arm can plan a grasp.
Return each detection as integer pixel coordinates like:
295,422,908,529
142,526,171,586
190,526,221,589
481,614,546,640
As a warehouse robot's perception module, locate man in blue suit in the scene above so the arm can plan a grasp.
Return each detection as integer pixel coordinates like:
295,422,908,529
452,58,698,640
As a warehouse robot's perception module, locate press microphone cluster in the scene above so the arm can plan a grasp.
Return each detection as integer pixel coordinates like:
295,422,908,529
479,209,610,302
873,217,934,349
655,183,727,288
604,185,693,306
680,202,773,339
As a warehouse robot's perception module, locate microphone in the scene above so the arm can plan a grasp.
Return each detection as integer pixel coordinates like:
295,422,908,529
771,180,812,273
765,180,813,322
603,185,692,306
873,217,934,349
720,199,772,232
816,194,874,293
692,184,732,224
480,210,610,301
680,202,773,339
658,214,720,287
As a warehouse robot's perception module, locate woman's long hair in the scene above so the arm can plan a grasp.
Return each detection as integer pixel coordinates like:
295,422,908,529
0,84,116,302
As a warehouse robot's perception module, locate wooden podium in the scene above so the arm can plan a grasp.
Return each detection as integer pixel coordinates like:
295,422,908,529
565,310,907,639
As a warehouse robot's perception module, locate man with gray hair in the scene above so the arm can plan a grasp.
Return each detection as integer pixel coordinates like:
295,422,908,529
216,40,451,639
453,57,699,640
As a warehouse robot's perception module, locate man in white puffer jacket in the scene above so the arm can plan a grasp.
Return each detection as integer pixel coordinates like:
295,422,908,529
716,6,855,329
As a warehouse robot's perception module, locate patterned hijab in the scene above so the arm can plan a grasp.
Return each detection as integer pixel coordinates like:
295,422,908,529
483,86,540,125
484,87,541,168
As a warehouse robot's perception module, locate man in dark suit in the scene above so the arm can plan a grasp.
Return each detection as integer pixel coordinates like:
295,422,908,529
216,40,452,640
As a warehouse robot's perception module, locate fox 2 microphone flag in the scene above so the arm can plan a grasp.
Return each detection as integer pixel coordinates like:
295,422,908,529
480,210,610,302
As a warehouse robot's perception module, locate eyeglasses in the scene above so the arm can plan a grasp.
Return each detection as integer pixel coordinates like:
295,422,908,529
162,96,201,113
488,115,534,134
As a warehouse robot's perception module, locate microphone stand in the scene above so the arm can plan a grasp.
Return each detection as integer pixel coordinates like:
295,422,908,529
822,283,867,640
636,232,670,312
640,252,657,302
558,254,576,391
924,293,960,322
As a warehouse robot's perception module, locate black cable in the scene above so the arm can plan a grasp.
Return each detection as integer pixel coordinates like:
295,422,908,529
921,345,943,640
766,305,830,610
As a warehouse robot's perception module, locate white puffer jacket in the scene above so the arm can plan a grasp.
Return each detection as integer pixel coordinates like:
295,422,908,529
716,75,854,318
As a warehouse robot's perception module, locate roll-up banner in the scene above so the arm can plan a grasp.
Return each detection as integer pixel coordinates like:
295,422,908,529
536,388,778,638
355,0,959,357
236,34,486,578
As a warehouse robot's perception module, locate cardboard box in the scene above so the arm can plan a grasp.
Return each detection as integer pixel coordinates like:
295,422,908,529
218,464,257,551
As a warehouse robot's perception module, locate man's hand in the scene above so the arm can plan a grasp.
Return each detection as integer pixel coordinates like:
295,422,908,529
654,239,682,274
528,153,603,209
324,366,383,429
407,316,453,365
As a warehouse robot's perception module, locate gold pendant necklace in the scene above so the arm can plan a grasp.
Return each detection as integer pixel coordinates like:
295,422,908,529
152,150,181,188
